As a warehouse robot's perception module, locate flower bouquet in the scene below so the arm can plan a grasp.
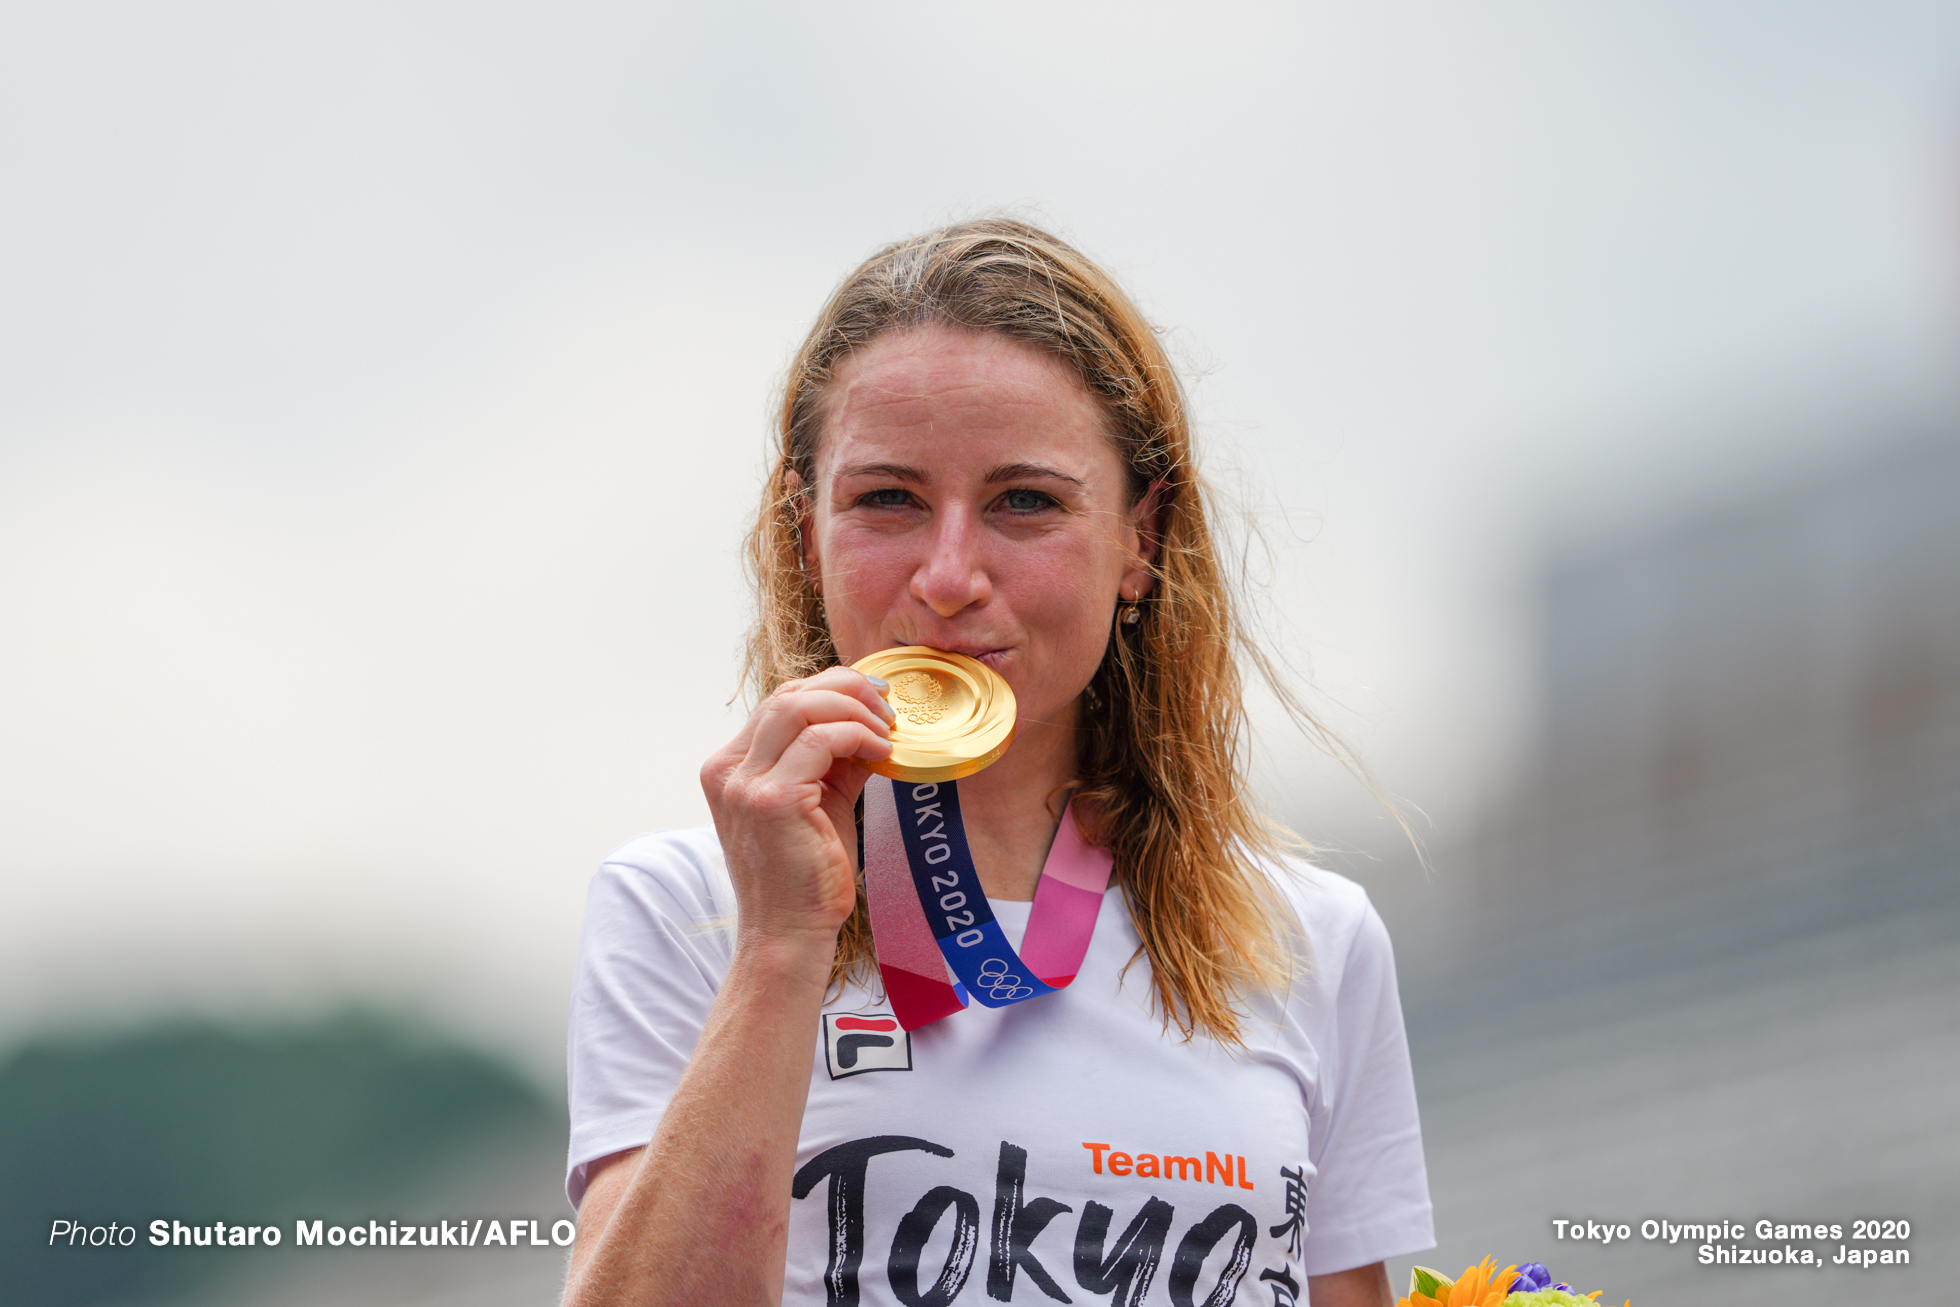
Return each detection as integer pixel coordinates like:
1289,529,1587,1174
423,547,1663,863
1397,1257,1630,1307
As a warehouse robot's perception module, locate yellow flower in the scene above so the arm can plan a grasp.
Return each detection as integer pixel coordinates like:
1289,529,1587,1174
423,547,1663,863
1397,1258,1520,1307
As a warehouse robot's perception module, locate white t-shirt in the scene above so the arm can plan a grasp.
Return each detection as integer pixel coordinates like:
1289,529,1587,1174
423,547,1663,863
567,826,1434,1306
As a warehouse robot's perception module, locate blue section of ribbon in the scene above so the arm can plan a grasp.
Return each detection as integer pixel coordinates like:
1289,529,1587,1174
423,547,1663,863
890,779,1058,1009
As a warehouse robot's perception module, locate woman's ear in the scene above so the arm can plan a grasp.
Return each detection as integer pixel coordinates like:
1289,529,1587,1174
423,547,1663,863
1120,479,1168,599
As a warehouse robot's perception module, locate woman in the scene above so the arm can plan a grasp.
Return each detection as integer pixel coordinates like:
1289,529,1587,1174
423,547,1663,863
562,220,1433,1307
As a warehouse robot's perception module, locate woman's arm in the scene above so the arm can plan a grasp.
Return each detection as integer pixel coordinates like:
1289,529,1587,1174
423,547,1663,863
563,931,836,1304
561,668,894,1307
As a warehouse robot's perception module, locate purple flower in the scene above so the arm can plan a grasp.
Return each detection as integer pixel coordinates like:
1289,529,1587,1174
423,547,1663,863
1508,1263,1552,1293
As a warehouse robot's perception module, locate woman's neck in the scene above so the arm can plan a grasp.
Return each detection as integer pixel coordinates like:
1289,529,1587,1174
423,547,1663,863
952,705,1078,901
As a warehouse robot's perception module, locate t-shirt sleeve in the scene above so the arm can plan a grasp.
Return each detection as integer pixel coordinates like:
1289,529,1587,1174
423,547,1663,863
564,830,735,1208
1298,889,1436,1276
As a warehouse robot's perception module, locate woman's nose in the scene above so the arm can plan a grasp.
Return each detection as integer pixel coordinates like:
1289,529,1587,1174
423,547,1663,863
911,509,992,617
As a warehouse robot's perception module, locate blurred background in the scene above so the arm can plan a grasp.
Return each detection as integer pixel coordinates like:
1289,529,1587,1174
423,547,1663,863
3,3,1956,1303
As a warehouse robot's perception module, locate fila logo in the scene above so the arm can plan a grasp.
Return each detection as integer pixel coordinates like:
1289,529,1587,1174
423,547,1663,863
822,1013,911,1079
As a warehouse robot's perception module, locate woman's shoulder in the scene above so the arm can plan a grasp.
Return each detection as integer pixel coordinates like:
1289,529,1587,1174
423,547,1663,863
1243,853,1401,1007
1205,855,1410,1066
586,825,735,929
1256,853,1381,944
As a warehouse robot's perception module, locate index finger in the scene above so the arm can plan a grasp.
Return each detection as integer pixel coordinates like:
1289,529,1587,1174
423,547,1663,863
808,664,898,725
740,670,895,774
720,666,893,760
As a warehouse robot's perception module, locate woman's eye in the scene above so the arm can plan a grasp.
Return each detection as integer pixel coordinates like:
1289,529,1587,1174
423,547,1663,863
856,488,914,509
998,488,1056,513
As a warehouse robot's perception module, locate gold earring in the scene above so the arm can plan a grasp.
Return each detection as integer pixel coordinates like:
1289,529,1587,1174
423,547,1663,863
1120,601,1141,626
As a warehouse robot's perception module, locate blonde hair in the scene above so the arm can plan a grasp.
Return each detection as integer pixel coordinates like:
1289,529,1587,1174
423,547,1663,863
744,218,1316,1044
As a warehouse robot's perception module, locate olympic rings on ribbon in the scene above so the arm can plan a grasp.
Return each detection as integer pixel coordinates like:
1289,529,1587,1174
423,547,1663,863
978,958,1035,1002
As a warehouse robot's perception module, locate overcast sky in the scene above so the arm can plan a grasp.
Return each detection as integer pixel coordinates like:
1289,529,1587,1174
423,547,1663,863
3,1,1957,1078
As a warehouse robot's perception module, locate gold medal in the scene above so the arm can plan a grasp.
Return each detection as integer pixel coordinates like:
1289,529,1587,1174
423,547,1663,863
851,646,1017,783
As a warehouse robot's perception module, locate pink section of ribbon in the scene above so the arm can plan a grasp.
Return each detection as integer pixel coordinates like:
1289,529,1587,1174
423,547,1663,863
1040,798,1116,892
1016,801,1112,982
1017,879,1106,985
862,777,955,981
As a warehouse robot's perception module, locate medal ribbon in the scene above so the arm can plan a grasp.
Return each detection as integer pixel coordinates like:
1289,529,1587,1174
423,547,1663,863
861,774,1113,1031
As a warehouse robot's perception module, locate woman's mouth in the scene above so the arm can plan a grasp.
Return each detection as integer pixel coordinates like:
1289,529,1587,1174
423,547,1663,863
920,642,1011,671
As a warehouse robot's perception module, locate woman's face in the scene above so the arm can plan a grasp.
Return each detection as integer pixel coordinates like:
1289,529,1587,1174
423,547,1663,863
803,324,1158,731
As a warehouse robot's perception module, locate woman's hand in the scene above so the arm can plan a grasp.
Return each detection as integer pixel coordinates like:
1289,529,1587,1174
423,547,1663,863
700,667,895,945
